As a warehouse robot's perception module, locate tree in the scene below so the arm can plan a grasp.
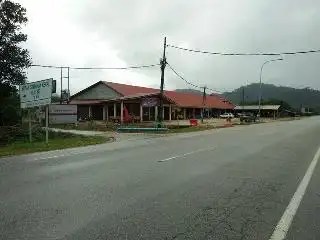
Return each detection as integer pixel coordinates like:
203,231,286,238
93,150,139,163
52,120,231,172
0,0,31,125
51,94,61,103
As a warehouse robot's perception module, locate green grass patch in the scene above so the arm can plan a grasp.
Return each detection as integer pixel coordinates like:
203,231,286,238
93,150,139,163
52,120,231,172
0,134,108,158
52,122,117,132
167,125,217,133
52,121,159,132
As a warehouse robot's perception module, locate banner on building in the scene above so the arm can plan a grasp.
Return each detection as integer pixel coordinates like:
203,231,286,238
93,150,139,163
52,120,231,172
141,97,159,107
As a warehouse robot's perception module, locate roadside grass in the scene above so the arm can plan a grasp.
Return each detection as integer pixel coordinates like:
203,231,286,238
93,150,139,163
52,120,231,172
0,132,108,158
51,122,114,132
52,121,156,132
167,125,217,133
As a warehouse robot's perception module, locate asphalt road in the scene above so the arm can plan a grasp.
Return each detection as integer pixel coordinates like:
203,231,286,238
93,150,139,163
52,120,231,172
1,117,320,240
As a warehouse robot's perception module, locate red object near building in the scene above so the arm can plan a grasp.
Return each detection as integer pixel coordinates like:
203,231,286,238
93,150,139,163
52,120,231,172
123,106,133,122
189,119,198,126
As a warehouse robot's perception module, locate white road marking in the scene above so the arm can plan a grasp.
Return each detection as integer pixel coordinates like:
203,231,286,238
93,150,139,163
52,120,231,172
27,149,98,162
269,146,320,240
158,147,215,162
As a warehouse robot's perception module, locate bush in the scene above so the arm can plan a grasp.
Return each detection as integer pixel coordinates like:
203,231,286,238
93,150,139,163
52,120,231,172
0,125,28,145
0,124,80,146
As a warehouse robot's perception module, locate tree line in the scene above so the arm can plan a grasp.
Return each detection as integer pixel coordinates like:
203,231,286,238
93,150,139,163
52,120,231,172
0,0,31,126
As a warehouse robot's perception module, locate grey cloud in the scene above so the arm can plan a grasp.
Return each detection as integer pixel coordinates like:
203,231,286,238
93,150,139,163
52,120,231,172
26,0,320,92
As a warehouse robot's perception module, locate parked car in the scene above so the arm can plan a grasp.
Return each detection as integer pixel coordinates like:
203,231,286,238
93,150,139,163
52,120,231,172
239,112,257,122
220,113,234,118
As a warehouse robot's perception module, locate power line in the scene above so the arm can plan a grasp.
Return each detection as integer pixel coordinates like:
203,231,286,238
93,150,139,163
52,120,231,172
167,62,202,89
30,63,160,70
166,44,320,56
206,87,223,94
167,62,223,93
30,64,63,69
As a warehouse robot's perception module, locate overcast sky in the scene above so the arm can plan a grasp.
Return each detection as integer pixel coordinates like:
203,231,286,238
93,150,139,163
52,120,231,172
18,0,320,94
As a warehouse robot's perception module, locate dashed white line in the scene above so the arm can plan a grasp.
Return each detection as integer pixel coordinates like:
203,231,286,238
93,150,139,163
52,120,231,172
269,146,320,240
158,147,215,162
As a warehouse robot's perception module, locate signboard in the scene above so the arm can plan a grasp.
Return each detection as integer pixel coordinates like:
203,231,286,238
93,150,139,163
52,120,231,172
49,104,77,124
141,97,159,107
20,79,53,108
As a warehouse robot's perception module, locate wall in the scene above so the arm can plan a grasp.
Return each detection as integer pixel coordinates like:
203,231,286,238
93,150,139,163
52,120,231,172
73,82,121,100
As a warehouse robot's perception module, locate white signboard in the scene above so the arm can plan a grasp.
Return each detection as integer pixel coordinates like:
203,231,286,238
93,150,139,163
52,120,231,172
20,79,53,108
49,104,77,124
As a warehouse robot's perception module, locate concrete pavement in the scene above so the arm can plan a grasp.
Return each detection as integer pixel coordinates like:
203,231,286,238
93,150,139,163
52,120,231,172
1,117,320,239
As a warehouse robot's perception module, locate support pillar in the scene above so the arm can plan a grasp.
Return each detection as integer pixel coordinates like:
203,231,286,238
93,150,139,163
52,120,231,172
155,106,158,121
88,106,92,119
193,108,195,118
169,104,172,121
183,108,187,120
162,106,165,120
140,104,143,123
106,105,109,121
120,101,124,124
113,103,116,118
102,105,106,120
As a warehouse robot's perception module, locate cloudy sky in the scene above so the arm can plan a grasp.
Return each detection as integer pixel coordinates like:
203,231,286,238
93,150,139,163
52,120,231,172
18,0,320,94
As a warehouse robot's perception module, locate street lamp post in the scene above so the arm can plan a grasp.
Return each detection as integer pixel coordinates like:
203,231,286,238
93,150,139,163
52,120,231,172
258,58,283,118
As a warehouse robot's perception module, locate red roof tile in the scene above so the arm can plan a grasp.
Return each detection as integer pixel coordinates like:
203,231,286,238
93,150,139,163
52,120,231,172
103,81,157,96
101,81,234,109
164,91,234,109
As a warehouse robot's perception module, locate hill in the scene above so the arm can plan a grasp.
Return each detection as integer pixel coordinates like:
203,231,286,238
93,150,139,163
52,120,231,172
175,88,202,95
223,83,320,111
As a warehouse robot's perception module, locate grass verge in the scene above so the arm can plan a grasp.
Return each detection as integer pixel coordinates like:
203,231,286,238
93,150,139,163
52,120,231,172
0,135,108,158
167,125,217,133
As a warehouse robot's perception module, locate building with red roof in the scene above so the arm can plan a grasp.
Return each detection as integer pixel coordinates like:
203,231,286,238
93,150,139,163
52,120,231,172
69,81,234,122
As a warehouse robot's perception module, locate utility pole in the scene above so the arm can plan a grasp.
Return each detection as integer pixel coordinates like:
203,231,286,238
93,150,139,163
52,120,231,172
67,67,70,103
201,86,207,123
159,37,167,124
242,87,245,113
60,67,63,104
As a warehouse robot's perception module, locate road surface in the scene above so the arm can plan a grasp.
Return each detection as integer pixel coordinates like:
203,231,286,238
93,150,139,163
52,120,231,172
1,117,320,239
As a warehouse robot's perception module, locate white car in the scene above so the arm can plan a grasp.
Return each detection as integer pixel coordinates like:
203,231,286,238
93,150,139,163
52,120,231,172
220,113,234,118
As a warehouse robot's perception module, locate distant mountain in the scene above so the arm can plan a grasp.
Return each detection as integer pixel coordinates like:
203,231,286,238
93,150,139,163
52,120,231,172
223,83,320,111
175,88,202,95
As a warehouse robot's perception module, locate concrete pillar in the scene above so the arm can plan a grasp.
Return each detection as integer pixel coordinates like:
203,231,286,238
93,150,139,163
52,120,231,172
140,104,143,122
120,101,124,124
193,108,195,118
102,105,106,120
106,105,109,121
155,106,158,121
148,107,151,121
183,108,187,120
113,103,116,118
88,106,92,119
169,104,172,121
162,106,165,120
